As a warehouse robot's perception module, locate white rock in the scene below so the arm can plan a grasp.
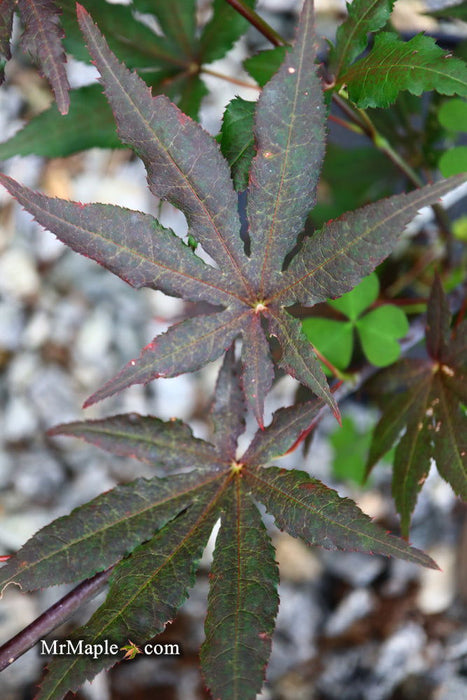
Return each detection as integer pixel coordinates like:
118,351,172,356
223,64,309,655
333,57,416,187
0,301,24,350
7,353,41,391
0,247,40,299
22,311,51,349
74,307,113,363
4,396,39,441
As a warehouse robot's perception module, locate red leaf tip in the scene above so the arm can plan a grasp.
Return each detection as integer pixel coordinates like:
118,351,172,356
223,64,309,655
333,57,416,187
75,3,87,18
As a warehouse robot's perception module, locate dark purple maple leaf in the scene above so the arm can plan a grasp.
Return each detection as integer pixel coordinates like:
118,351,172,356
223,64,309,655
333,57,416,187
0,0,464,427
366,276,467,535
0,348,438,699
16,0,70,113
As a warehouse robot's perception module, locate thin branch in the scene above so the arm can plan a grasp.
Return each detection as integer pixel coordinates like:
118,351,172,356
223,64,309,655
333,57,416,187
201,66,259,90
225,0,288,47
331,93,456,258
0,566,114,672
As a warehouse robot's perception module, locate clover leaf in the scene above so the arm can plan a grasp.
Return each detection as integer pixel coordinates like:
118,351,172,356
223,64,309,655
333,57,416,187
302,273,409,372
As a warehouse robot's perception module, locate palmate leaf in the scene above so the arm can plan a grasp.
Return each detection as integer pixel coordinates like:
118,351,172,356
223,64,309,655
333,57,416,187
0,1,464,429
2,349,438,699
339,32,467,108
328,0,396,78
17,0,70,114
366,277,467,535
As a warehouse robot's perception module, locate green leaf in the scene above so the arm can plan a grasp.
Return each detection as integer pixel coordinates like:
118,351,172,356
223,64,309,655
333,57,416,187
328,273,380,320
61,0,181,68
0,470,223,592
356,305,409,366
37,494,221,699
312,144,400,227
132,0,197,55
245,466,438,567
439,146,467,177
201,484,279,700
220,97,256,192
330,415,372,485
199,0,255,65
438,98,467,132
0,85,120,159
247,0,326,293
425,1,467,22
340,33,467,108
302,317,354,370
329,0,396,77
48,414,220,473
243,47,288,87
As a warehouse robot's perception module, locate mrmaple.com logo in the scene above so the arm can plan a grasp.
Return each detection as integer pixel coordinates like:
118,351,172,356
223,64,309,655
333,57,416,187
39,639,181,660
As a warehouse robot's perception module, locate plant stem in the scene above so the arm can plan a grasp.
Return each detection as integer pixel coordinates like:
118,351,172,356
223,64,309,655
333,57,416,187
225,0,288,46
332,93,455,258
0,567,114,672
201,66,260,90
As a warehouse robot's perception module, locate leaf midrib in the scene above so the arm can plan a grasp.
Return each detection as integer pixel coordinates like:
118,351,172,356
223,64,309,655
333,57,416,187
246,467,433,563
0,472,223,589
82,11,253,298
42,475,229,699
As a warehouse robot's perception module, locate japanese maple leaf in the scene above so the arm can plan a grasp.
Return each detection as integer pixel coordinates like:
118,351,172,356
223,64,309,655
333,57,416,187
1,0,70,113
0,348,437,700
0,1,463,426
366,276,467,535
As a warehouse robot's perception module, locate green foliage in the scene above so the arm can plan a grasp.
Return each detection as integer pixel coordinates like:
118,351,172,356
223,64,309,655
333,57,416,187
437,99,467,176
302,273,409,372
329,415,373,485
0,1,466,698
0,0,254,156
338,32,467,108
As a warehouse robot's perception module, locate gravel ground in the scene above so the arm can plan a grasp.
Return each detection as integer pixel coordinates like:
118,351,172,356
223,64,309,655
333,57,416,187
1,1,466,699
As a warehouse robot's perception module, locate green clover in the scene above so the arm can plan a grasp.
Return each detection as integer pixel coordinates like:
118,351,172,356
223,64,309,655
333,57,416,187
302,273,409,373
438,99,467,177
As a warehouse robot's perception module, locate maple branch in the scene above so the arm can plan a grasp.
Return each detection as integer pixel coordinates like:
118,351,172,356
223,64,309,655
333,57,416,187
332,93,456,260
201,66,259,90
225,0,288,47
0,566,114,672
